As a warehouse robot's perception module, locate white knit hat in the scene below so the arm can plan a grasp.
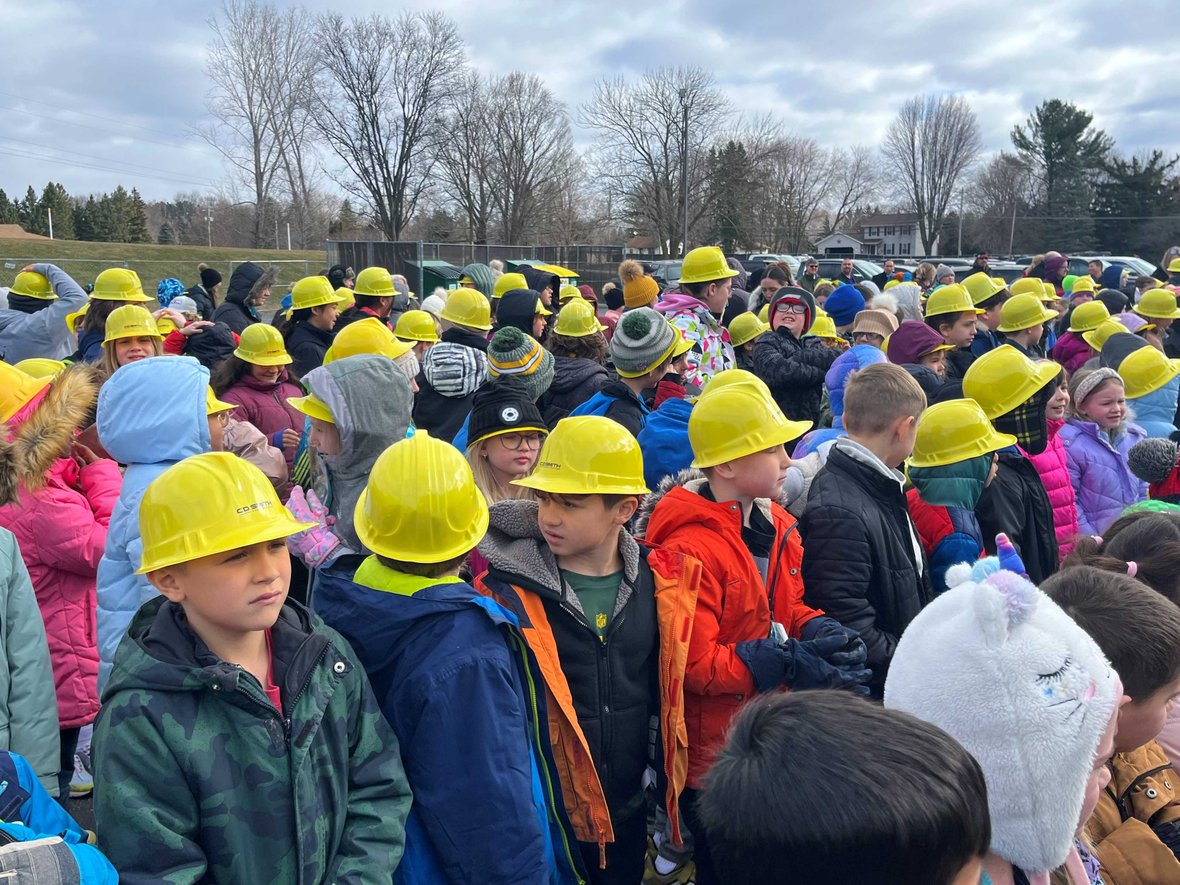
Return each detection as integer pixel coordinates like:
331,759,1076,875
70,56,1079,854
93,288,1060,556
884,537,1118,876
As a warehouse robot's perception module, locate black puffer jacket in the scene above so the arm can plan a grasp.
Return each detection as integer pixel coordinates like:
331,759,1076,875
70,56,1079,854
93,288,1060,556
975,448,1059,584
800,442,932,696
210,262,273,334
944,347,975,380
537,357,609,427
285,321,335,379
751,327,838,425
185,283,215,320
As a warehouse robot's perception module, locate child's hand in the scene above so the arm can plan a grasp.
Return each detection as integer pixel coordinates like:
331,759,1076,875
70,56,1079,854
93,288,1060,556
282,429,301,452
71,441,101,469
179,320,214,337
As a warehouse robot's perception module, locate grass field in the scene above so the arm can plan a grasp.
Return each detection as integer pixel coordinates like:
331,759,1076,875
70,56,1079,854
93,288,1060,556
0,238,328,300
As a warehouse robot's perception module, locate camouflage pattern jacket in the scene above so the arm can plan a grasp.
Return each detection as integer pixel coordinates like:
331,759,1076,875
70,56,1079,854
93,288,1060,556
93,596,411,884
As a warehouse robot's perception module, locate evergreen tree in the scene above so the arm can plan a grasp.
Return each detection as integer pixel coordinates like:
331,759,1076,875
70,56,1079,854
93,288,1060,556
18,186,47,236
128,188,151,243
1094,151,1180,258
704,141,756,253
0,189,14,224
105,187,133,242
40,182,74,239
157,222,176,245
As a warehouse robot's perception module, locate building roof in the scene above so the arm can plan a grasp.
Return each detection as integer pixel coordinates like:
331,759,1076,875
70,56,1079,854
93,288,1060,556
858,212,919,227
815,231,865,247
626,235,660,250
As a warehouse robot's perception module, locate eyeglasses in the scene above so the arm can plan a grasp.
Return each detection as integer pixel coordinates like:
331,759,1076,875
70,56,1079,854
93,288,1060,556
497,431,546,451
775,302,809,315
214,411,231,428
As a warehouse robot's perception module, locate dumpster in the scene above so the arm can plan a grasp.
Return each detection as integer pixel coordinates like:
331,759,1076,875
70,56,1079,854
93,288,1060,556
405,260,464,295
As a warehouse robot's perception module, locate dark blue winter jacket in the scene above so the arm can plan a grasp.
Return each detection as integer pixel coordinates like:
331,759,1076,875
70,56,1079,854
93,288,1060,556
636,398,693,491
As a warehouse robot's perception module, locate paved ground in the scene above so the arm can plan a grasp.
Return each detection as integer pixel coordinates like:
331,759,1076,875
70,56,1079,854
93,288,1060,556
68,794,95,830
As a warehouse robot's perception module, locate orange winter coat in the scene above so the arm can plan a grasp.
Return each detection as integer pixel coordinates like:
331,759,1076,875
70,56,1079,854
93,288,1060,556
637,471,823,787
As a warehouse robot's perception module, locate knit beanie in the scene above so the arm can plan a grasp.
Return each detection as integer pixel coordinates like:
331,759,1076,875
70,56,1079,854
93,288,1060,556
768,286,816,335
885,543,1119,876
850,309,898,340
487,327,555,400
887,321,948,365
467,378,547,448
420,293,446,317
824,284,865,327
934,264,955,281
199,263,222,289
422,342,487,398
620,259,660,309
1127,437,1179,484
610,307,677,377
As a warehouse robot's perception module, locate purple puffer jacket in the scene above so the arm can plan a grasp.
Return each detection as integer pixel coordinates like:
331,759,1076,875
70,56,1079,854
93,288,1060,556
1059,418,1148,537
1025,418,1079,558
1051,331,1092,374
219,370,305,469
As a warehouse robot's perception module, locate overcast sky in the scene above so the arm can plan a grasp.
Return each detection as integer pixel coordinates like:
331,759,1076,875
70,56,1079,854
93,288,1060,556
4,0,1178,203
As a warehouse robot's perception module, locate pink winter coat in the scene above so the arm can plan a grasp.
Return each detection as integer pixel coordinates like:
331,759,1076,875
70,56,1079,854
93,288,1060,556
219,369,305,470
1052,331,1092,375
0,366,121,728
1026,418,1080,559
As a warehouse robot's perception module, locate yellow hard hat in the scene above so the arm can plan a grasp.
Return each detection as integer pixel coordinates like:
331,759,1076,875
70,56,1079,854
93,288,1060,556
558,284,582,303
155,316,178,336
9,271,54,300
512,416,650,495
394,309,440,343
990,277,1006,288
205,386,235,415
336,287,356,311
909,399,1017,469
103,304,162,343
1067,301,1111,333
323,317,412,365
287,393,335,424
679,246,739,285
997,293,1057,333
354,432,490,562
961,273,1004,306
1168,258,1180,274
669,327,694,359
136,452,312,573
728,312,768,347
1082,319,1130,351
758,304,770,323
1134,288,1180,320
91,268,151,302
807,314,841,340
1008,278,1045,300
535,299,553,317
553,299,606,338
883,279,900,291
924,283,984,318
440,287,492,331
353,267,396,297
13,358,65,379
0,361,51,422
233,323,292,366
1070,276,1097,294
1040,281,1058,304
1119,346,1180,399
493,272,529,300
286,276,340,317
66,302,89,335
690,378,811,468
963,345,1060,419
698,368,768,400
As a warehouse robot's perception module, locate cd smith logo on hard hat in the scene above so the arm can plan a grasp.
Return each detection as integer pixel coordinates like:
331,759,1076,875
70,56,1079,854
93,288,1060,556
236,501,275,516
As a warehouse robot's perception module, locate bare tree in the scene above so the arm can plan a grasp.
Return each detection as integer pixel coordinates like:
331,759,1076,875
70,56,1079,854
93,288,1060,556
314,11,465,240
750,137,838,252
580,66,731,253
436,72,498,243
824,145,882,235
966,152,1036,254
201,0,314,247
881,94,982,253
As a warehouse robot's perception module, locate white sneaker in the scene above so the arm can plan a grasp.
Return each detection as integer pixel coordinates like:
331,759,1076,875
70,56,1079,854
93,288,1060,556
69,749,92,798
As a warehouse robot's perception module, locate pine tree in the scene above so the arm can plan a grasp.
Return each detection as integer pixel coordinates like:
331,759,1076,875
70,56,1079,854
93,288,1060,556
157,222,176,245
19,186,48,236
0,189,14,224
40,182,75,239
128,188,151,243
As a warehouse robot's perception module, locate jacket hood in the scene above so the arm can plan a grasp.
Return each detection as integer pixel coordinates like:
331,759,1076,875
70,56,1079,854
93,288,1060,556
1099,332,1148,370
520,267,559,297
548,356,609,394
0,362,101,501
653,291,706,315
903,363,944,401
98,356,211,465
461,264,496,300
1100,266,1126,290
479,498,640,597
891,282,924,322
306,355,413,551
104,595,322,700
634,467,783,540
496,289,543,336
825,344,887,421
225,262,274,306
768,287,816,332
907,454,992,510
1129,376,1180,431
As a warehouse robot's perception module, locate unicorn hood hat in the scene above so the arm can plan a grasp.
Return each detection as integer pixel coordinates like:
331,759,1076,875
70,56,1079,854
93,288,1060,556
884,535,1118,876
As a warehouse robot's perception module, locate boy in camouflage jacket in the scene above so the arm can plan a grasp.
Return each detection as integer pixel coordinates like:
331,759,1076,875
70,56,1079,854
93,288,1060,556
93,453,411,884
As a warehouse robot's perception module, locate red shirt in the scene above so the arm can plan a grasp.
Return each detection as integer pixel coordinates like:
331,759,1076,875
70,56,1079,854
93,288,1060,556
263,628,282,712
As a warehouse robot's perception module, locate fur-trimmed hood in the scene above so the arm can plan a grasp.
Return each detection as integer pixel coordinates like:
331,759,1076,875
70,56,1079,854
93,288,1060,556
633,467,789,538
0,363,101,503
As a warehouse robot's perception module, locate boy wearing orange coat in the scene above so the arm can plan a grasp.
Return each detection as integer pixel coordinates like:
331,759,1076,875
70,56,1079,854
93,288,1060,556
638,372,871,885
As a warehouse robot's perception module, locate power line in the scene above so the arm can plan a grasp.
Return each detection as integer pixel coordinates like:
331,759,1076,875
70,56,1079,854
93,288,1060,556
0,102,215,155
0,89,214,148
0,146,215,190
0,137,215,188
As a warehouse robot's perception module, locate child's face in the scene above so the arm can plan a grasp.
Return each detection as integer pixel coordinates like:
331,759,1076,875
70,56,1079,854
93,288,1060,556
771,301,807,336
1081,696,1125,826
532,313,547,339
249,362,283,385
852,331,884,348
148,539,290,641
1045,381,1069,421
482,432,543,481
308,417,341,455
116,336,156,366
985,452,999,487
1115,675,1180,753
718,444,791,500
944,312,978,349
535,492,635,561
1079,381,1126,429
918,350,946,377
1017,322,1044,342
980,303,1003,330
207,413,226,453
671,354,689,375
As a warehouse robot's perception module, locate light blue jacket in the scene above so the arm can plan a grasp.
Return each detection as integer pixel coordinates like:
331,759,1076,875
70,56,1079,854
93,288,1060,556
0,263,88,362
95,357,211,691
1129,376,1180,439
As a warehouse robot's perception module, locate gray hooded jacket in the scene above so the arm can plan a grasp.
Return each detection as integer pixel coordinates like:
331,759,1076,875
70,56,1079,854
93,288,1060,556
0,263,88,362
305,354,413,553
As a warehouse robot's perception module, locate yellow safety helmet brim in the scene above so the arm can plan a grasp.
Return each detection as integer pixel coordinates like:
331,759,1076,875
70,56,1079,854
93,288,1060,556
286,394,335,424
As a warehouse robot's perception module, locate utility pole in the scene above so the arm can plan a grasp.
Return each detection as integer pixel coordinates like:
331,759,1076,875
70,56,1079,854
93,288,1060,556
287,222,292,252
957,194,963,257
1008,199,1018,258
680,87,689,255
47,207,54,240
205,199,213,248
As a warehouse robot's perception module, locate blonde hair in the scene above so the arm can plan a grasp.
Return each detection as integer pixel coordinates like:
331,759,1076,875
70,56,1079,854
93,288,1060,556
843,363,927,435
98,337,164,377
466,440,537,505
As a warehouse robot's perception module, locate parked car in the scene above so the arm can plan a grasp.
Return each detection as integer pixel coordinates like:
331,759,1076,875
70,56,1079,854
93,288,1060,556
1070,255,1154,282
647,259,682,287
813,258,883,284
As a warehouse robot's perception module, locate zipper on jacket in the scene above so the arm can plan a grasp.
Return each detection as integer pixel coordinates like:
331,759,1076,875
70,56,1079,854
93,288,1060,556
764,522,796,616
